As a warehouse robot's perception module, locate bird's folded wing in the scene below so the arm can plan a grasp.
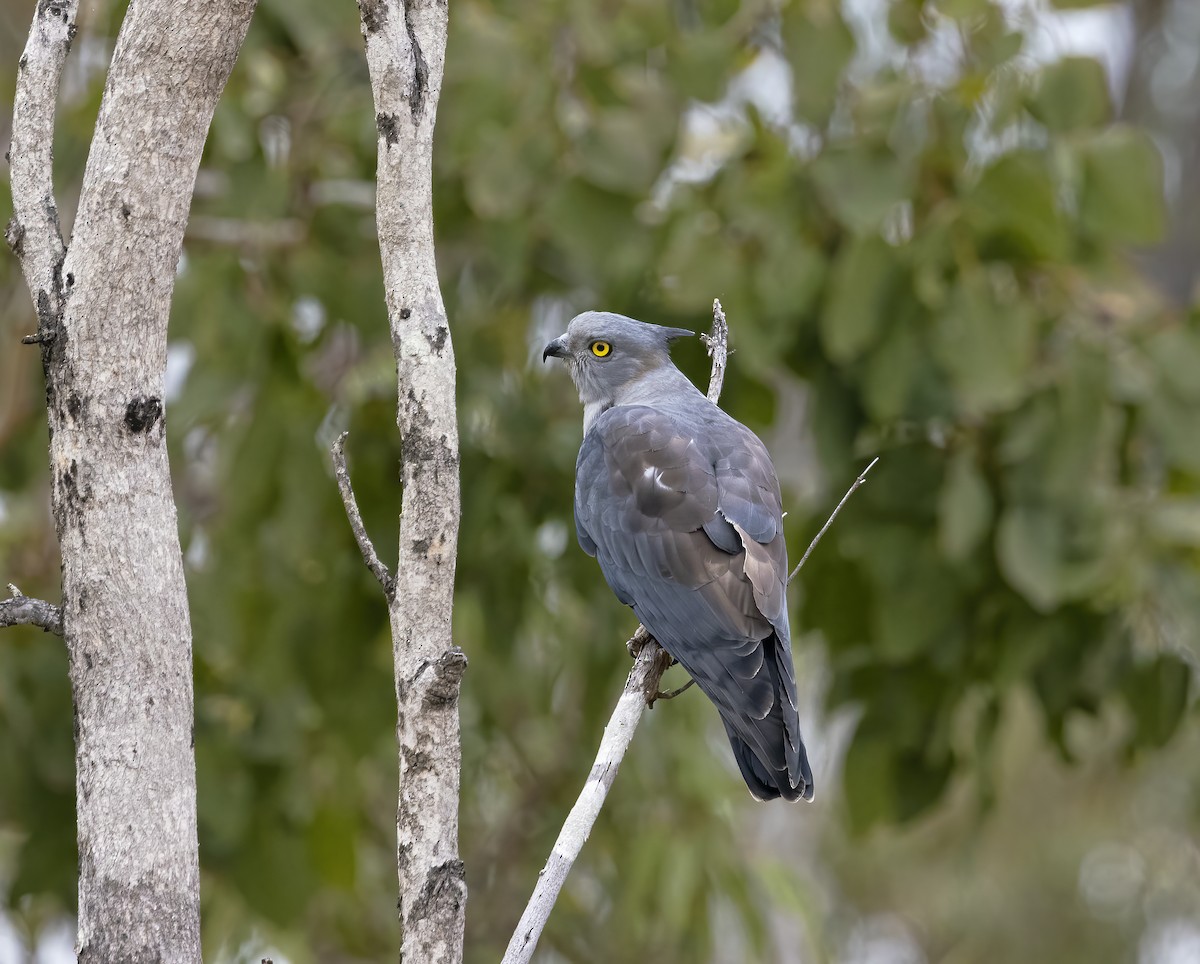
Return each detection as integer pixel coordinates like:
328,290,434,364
573,405,796,768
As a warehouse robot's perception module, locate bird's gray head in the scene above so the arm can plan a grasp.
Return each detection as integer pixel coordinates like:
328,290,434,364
542,311,693,419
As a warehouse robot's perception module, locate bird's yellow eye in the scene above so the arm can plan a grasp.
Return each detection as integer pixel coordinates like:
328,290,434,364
590,341,612,357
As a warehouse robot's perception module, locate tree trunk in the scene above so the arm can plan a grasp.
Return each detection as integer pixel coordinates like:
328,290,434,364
355,1,468,961
8,0,257,959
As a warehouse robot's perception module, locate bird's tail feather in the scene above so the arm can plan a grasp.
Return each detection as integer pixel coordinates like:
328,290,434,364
719,631,814,803
722,719,813,802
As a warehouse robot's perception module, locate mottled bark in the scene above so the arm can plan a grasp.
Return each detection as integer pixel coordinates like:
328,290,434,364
6,0,257,960
354,2,467,962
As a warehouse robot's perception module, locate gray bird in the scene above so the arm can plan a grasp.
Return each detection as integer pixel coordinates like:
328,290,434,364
543,311,813,802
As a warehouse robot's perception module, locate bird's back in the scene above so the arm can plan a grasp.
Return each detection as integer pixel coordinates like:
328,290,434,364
573,394,813,801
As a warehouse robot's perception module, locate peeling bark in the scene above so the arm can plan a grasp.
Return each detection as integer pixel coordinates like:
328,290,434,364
7,1,257,960
354,1,467,962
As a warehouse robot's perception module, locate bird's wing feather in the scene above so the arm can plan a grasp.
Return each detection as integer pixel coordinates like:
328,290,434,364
574,404,808,798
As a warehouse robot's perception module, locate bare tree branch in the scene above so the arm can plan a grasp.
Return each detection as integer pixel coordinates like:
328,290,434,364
0,584,62,635
702,298,730,401
787,456,879,584
7,0,77,342
701,298,729,404
330,431,394,596
352,2,466,960
501,639,673,964
503,305,731,964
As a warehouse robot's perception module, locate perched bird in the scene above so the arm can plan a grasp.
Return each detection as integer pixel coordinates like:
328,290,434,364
543,311,813,802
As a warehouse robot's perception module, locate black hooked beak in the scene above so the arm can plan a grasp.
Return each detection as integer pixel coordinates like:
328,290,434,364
542,336,569,363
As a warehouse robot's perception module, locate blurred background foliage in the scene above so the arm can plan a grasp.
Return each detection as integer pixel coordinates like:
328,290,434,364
2,0,1200,961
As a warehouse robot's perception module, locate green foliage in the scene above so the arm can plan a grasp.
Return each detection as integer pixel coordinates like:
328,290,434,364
1026,56,1111,132
1,0,1197,961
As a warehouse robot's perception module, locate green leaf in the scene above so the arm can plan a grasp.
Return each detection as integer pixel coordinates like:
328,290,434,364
1148,498,1200,548
819,236,898,363
752,234,827,326
464,125,540,219
782,3,856,124
1077,126,1166,245
966,151,1069,260
932,272,1037,415
307,805,358,890
1123,656,1191,748
1026,57,1110,132
1142,326,1200,404
939,450,993,560
657,208,748,315
575,108,672,194
668,31,738,102
996,505,1062,611
964,8,1024,72
862,320,921,420
872,567,962,661
810,144,913,233
887,0,928,45
842,736,895,831
937,0,991,20
894,751,954,822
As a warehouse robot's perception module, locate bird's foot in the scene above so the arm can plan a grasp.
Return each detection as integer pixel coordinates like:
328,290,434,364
652,679,696,703
626,624,652,658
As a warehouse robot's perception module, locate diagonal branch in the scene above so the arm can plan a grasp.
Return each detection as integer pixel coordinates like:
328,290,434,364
7,0,78,343
0,584,63,636
330,431,394,596
501,639,672,964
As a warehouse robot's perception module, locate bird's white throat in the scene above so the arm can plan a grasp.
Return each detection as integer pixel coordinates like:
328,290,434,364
582,399,612,433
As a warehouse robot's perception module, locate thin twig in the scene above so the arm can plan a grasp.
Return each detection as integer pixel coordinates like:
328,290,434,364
330,431,394,596
787,456,879,584
0,584,63,636
503,305,731,964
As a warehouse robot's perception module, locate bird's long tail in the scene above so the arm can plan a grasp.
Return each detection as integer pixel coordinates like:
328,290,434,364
719,632,814,802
